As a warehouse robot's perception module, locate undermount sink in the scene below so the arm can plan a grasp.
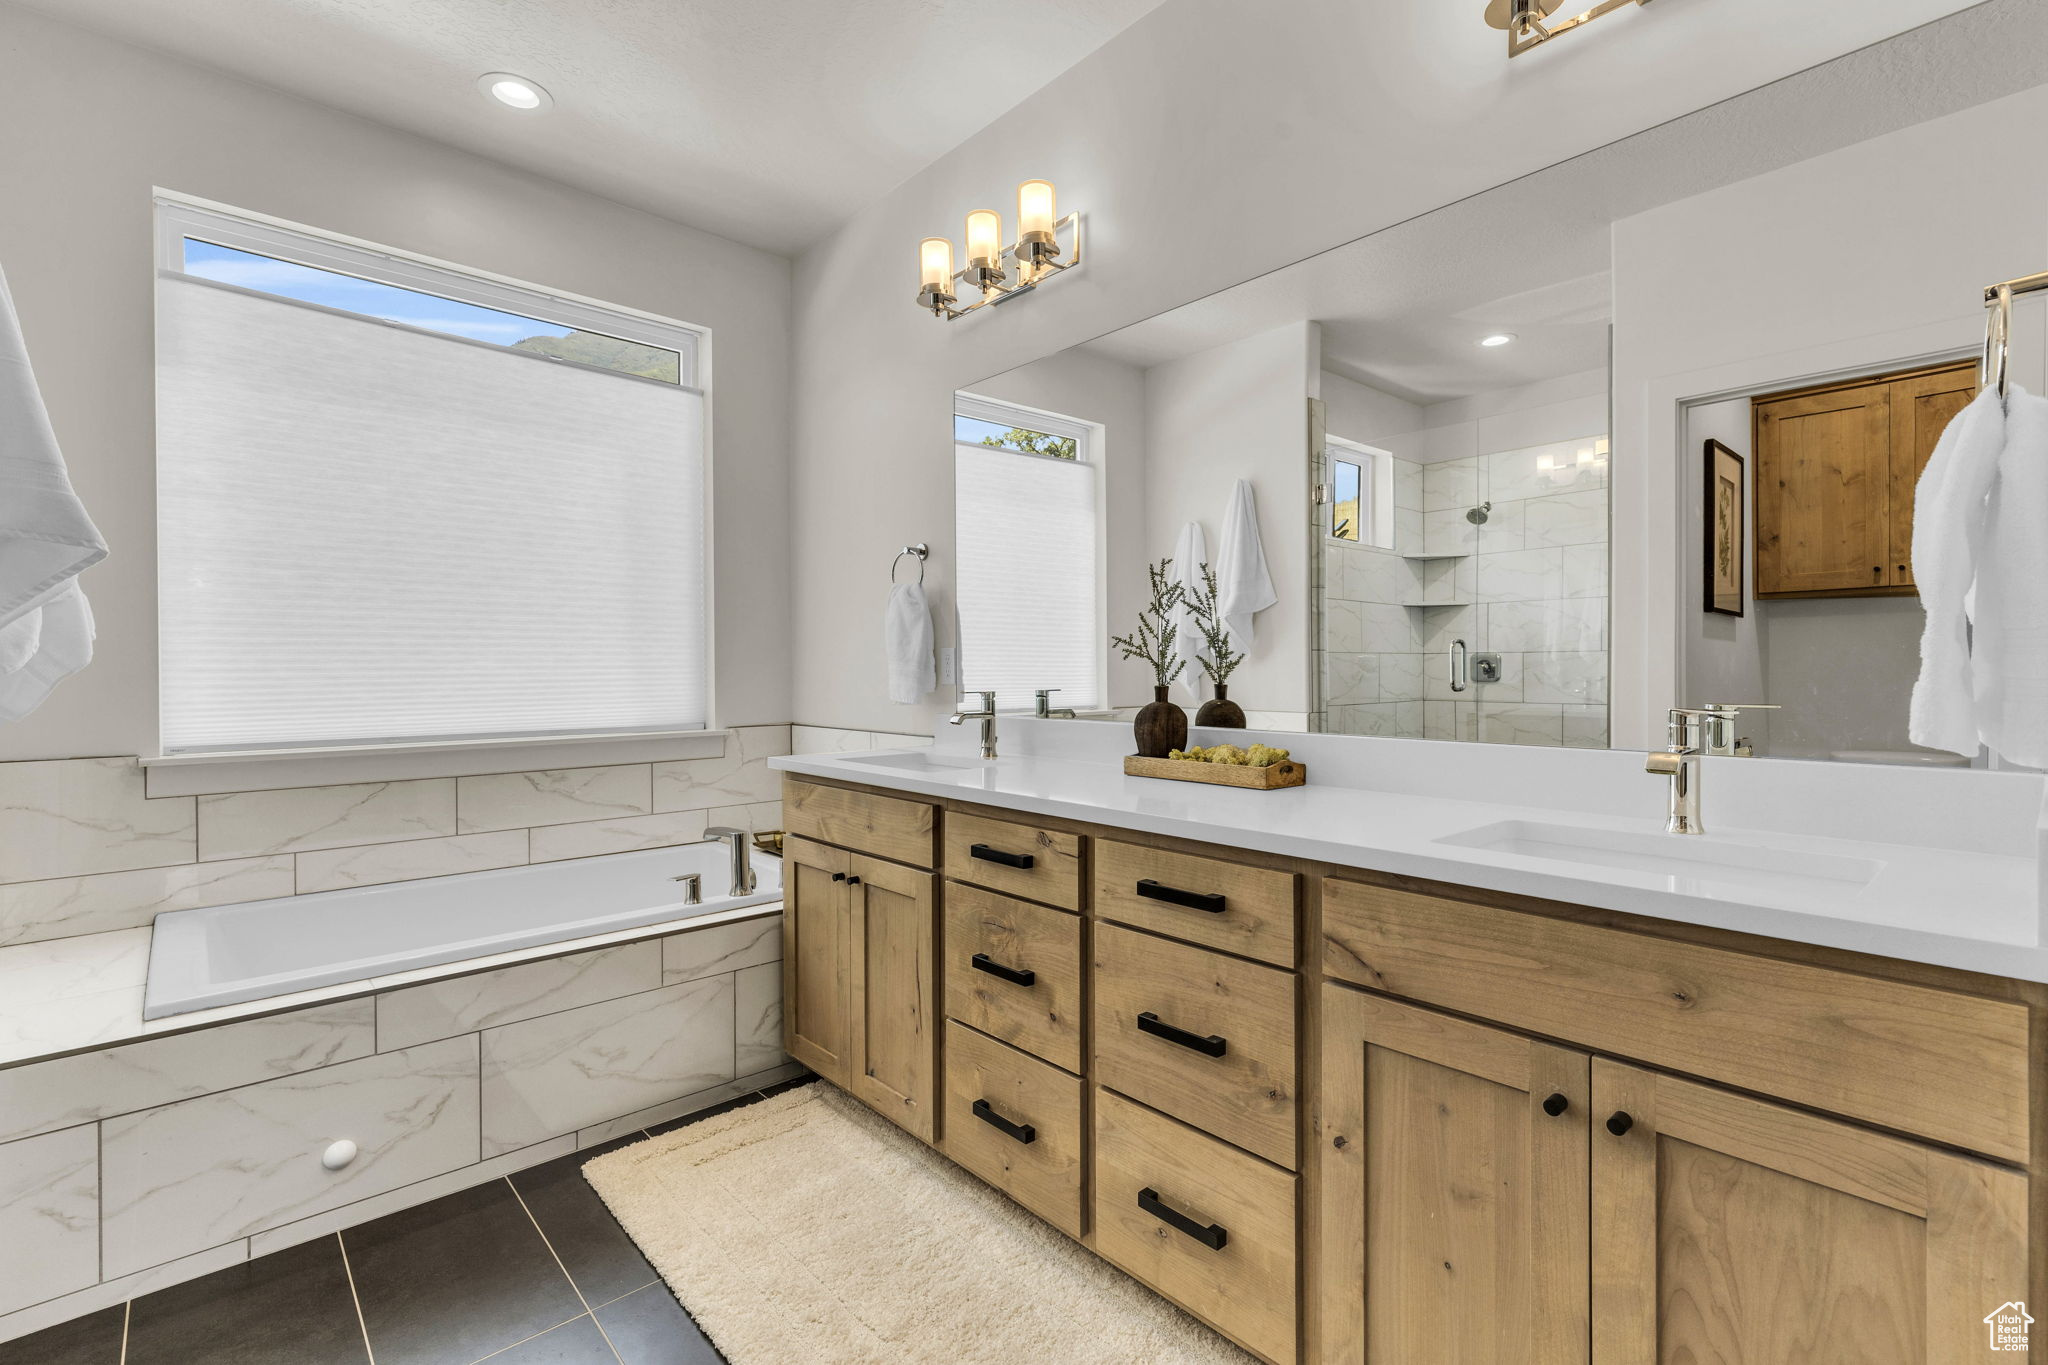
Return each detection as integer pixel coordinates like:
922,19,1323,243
1435,820,1881,893
836,750,992,777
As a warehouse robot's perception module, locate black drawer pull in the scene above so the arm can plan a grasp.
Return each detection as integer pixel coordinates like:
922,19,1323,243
971,1099,1037,1145
970,843,1035,870
970,953,1036,987
1138,1187,1227,1250
1135,879,1226,913
1136,1011,1227,1058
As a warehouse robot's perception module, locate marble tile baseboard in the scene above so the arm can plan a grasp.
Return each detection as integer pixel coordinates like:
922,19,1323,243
0,856,295,948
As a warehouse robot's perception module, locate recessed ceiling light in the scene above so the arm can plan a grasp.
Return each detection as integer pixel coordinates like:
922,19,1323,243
1478,333,1516,348
478,72,552,112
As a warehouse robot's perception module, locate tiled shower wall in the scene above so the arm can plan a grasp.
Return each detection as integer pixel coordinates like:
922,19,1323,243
1320,436,1609,747
0,726,793,948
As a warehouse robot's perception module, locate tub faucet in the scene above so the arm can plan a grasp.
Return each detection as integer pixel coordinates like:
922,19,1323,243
1646,705,1774,834
1035,688,1076,719
704,826,757,896
950,690,999,759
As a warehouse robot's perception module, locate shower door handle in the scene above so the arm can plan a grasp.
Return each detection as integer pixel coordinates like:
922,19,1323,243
1449,638,1469,693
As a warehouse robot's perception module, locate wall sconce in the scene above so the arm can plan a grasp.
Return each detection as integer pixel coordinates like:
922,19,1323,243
916,180,1082,321
1485,0,1652,55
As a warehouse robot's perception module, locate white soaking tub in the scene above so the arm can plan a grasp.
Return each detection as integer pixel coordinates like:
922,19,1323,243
143,841,782,1019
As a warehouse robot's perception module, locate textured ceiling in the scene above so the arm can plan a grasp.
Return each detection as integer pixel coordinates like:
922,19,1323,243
11,0,1168,254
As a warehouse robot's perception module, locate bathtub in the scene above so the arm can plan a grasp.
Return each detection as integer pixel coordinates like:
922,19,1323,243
143,841,783,1019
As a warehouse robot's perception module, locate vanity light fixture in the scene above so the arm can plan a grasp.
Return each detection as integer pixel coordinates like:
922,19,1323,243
1483,0,1653,56
478,72,552,112
916,180,1082,321
1478,333,1516,347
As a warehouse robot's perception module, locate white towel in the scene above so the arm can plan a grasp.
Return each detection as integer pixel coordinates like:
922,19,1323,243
1973,389,2048,767
883,582,935,705
1169,521,1208,699
0,261,104,721
1215,479,1276,651
1909,385,2005,758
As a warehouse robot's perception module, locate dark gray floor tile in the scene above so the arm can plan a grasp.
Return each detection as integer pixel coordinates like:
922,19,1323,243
641,1092,762,1138
753,1073,815,1102
510,1150,657,1304
344,1180,586,1365
480,1314,618,1364
126,1236,367,1365
592,1285,724,1365
0,1305,124,1365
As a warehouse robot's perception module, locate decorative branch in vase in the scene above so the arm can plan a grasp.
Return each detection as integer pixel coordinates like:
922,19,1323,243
1188,562,1247,728
1111,558,1189,758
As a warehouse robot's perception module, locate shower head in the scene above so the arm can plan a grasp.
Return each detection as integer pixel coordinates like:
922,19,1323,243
1465,501,1492,525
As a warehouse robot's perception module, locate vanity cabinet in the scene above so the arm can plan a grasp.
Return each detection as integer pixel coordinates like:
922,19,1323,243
1752,359,1976,599
781,783,939,1140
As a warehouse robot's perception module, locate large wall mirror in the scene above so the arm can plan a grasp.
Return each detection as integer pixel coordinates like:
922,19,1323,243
955,35,2048,769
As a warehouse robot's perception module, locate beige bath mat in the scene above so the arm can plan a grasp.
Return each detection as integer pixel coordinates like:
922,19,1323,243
582,1081,1259,1364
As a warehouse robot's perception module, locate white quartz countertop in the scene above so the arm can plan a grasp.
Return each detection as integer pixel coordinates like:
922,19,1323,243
773,722,2048,983
0,900,782,1073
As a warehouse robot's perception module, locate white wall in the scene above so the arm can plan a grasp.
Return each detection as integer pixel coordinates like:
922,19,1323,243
1680,396,1770,746
788,0,1977,735
1321,370,1423,449
0,8,794,763
1612,81,2048,748
1143,323,1316,713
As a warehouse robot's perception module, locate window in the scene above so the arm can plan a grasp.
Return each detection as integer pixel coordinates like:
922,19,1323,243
1330,458,1363,541
1327,437,1393,549
153,199,710,755
953,394,1103,713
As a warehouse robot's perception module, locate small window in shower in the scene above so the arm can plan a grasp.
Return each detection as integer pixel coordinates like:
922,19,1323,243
1330,458,1363,542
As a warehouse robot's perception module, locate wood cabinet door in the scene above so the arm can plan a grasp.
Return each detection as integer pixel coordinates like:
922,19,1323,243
1754,382,1893,596
1591,1058,2029,1364
1318,984,1590,1365
1888,362,1978,589
848,853,937,1141
780,835,851,1086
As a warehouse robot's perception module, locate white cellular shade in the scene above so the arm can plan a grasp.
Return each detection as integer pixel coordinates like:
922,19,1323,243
157,276,707,753
954,443,1099,712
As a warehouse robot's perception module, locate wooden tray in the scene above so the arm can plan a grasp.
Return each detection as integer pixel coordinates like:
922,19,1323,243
1122,755,1306,789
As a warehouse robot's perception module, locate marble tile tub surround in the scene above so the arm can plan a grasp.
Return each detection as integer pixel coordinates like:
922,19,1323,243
0,725,792,949
778,717,2048,982
0,912,790,1341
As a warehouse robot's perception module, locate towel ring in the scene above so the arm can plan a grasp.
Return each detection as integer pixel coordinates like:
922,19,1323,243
891,543,929,586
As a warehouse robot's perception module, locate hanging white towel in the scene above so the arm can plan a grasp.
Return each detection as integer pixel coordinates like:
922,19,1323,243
1169,521,1208,700
0,261,104,721
1972,389,2048,767
1909,385,2005,758
883,582,936,705
1215,479,1276,651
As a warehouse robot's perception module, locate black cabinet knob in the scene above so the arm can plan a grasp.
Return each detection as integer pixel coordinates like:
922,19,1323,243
1541,1092,1569,1117
847,875,862,887
831,871,847,882
1606,1111,1635,1136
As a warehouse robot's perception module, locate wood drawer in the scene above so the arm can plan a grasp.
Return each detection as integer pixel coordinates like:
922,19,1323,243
942,1021,1084,1237
1094,839,1296,966
944,883,1083,1073
784,778,935,867
944,810,1083,910
1094,922,1297,1168
1323,878,2032,1163
100,1035,480,1277
1093,1088,1297,1364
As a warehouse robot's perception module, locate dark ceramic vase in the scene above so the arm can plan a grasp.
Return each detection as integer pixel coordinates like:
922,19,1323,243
1133,684,1188,758
1194,683,1246,729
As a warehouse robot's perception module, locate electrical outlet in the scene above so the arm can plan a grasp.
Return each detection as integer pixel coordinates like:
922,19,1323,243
938,647,956,686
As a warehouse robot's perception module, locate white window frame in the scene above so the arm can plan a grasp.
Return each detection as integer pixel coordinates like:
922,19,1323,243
147,192,719,779
1326,436,1395,550
952,391,1109,712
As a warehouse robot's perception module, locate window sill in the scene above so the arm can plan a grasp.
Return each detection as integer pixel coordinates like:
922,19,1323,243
142,729,731,798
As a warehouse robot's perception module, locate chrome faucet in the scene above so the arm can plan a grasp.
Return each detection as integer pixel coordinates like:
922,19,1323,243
704,826,757,896
1034,688,1076,719
949,689,999,759
1645,705,1776,834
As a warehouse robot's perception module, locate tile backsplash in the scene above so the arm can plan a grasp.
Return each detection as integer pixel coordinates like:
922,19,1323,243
0,725,794,948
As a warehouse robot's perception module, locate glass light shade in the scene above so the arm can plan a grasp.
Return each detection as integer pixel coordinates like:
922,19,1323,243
1018,180,1057,241
965,210,1003,270
919,237,954,292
